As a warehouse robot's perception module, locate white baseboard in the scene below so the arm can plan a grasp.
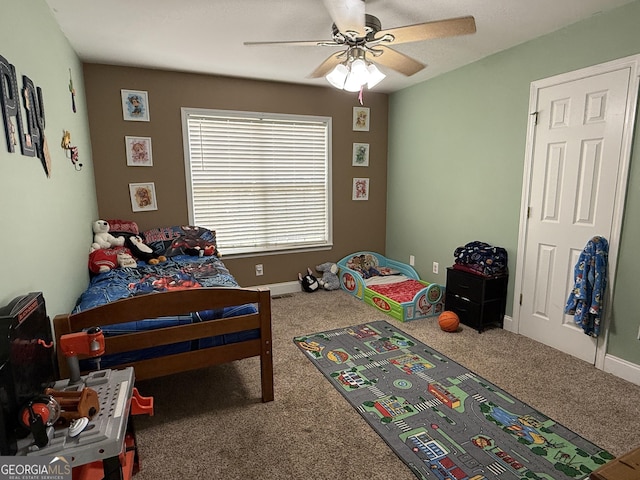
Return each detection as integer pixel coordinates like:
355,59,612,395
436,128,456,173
246,280,301,296
503,314,515,333
502,315,639,386
603,354,640,386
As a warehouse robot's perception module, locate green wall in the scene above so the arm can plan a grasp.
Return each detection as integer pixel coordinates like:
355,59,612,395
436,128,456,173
387,1,640,365
0,0,98,316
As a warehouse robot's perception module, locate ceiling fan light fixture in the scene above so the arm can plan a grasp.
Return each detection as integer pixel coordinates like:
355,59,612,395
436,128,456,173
247,7,477,93
325,47,386,92
326,63,349,89
366,63,386,89
349,58,368,83
343,71,364,92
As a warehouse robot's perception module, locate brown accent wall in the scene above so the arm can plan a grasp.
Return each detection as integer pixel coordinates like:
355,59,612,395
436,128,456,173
83,64,388,287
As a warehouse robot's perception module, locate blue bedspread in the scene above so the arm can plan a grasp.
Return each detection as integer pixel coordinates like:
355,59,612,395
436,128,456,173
75,254,258,369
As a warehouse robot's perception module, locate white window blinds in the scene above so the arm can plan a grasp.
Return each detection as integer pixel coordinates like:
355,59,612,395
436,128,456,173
182,108,332,255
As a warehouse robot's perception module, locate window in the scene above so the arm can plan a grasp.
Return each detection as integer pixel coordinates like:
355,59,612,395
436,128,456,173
182,108,332,256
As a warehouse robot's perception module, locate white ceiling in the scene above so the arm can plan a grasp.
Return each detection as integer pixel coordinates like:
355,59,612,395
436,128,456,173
45,0,635,93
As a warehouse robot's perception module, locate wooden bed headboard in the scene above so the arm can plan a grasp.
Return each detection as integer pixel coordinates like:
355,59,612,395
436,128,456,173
53,287,274,402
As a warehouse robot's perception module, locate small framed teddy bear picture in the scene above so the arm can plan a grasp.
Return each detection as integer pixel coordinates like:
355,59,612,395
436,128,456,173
125,136,153,166
129,182,158,212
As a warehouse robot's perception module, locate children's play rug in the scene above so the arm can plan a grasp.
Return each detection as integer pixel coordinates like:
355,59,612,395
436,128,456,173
294,320,613,480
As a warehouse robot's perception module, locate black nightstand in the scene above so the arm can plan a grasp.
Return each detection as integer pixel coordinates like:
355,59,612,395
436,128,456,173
445,267,508,332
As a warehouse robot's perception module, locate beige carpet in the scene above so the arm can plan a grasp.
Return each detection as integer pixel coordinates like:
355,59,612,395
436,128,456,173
131,290,640,479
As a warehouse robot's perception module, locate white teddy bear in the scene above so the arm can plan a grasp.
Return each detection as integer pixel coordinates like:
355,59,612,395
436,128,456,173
91,220,125,251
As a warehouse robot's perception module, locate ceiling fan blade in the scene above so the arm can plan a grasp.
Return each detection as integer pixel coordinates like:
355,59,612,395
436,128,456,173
323,0,365,36
244,39,335,47
308,51,346,78
373,46,426,76
375,16,476,45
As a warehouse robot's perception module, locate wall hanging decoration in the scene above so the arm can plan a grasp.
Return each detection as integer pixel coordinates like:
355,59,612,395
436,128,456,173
352,106,370,131
352,143,369,166
121,89,150,122
61,130,81,170
41,137,52,178
129,182,158,212
0,54,26,154
352,177,369,201
68,68,76,113
0,53,51,177
125,136,153,166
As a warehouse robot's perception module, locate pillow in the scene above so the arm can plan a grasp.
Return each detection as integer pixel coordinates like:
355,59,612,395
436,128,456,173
105,219,140,243
142,225,217,257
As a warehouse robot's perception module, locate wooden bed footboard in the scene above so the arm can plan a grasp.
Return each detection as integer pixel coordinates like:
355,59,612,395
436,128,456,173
53,287,274,402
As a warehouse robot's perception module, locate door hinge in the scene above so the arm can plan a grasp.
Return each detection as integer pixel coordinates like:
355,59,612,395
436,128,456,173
530,111,538,125
519,293,523,305
527,206,531,219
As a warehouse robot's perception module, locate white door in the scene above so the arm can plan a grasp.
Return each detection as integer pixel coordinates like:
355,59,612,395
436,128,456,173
515,59,638,364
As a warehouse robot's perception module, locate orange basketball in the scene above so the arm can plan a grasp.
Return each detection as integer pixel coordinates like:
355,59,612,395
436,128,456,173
438,311,460,332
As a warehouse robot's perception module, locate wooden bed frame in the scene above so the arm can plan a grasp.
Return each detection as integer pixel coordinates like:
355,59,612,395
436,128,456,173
52,287,274,403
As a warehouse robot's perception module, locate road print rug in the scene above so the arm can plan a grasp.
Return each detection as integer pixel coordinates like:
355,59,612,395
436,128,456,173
294,320,613,480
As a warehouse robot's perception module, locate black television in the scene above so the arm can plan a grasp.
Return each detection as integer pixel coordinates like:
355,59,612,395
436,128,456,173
0,292,57,455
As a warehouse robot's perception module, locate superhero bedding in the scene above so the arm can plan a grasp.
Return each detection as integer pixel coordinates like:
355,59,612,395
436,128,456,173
75,223,258,370
337,252,445,322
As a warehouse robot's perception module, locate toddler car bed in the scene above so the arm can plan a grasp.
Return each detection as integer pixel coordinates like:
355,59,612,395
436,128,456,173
53,223,273,403
338,251,445,322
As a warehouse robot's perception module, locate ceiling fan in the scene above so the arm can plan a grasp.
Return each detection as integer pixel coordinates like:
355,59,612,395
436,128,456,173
244,0,476,92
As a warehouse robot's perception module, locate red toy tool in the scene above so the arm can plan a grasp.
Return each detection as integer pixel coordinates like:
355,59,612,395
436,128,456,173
59,327,105,385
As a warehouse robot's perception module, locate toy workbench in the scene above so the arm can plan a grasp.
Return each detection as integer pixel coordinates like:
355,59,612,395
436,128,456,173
16,367,153,480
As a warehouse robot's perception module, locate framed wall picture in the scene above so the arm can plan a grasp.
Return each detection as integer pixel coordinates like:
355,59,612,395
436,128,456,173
353,106,370,131
121,89,150,121
125,136,153,166
352,143,369,166
352,177,369,201
129,182,158,212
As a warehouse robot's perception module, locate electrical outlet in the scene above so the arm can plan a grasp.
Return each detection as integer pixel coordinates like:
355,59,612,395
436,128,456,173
255,264,263,276
409,255,415,266
432,262,439,274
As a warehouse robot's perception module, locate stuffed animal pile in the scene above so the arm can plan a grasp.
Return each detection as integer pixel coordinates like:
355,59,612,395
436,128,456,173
88,220,129,273
298,263,340,292
87,220,171,273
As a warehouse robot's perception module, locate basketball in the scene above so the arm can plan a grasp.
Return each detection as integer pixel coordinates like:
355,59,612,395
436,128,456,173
438,311,460,332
